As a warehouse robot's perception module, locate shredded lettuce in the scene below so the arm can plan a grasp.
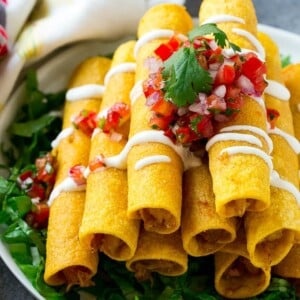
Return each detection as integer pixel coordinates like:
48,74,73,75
0,70,298,300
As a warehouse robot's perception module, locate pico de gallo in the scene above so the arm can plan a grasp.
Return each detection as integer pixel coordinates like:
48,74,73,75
143,23,269,148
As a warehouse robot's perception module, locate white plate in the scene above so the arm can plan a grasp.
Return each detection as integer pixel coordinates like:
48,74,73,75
0,24,300,300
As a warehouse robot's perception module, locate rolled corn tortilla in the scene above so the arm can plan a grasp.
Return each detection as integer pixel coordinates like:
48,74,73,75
181,163,237,257
79,41,140,261
126,228,188,279
273,244,300,278
282,63,300,142
244,32,300,269
44,57,111,287
215,228,271,299
282,63,300,242
127,4,194,234
199,0,270,217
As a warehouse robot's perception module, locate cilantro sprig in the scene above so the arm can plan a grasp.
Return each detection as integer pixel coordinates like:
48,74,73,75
162,47,213,106
162,23,240,107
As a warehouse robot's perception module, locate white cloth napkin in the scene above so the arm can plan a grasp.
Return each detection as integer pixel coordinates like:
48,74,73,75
0,0,184,110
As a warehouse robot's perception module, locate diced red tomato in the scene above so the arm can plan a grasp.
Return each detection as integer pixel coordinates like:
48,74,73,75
149,115,171,131
112,102,130,118
196,115,214,138
155,43,174,61
27,183,46,201
154,35,181,61
151,98,176,117
241,55,267,94
267,108,280,129
68,165,86,186
89,155,106,172
35,153,56,184
99,102,130,133
215,64,236,85
18,170,34,182
25,203,50,229
175,126,198,144
225,85,241,100
73,109,98,137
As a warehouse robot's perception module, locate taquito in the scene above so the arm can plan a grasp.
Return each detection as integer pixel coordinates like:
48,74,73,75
273,244,300,278
244,32,300,269
79,41,140,261
181,163,237,257
126,228,187,279
127,4,193,233
215,228,271,299
282,63,300,179
199,0,271,217
44,57,111,287
282,63,300,242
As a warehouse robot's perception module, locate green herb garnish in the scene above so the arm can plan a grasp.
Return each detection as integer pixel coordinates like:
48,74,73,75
162,23,240,107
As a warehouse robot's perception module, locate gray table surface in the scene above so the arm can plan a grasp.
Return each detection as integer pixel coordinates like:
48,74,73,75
1,0,300,299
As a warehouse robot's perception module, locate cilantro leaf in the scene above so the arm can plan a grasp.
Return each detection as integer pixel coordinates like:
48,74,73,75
188,23,241,52
10,114,57,138
162,47,213,107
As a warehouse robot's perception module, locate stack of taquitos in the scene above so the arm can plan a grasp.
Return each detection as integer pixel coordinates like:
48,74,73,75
244,32,300,268
127,3,194,234
44,57,111,288
199,0,271,217
273,63,300,279
79,41,141,261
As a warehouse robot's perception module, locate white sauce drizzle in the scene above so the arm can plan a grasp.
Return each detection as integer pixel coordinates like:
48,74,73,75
271,171,300,205
206,132,262,151
250,96,266,111
231,27,265,60
48,177,86,206
268,125,300,154
130,80,144,105
87,130,200,173
201,14,245,25
66,84,105,101
220,125,273,154
104,62,136,86
265,80,291,101
134,29,187,59
220,146,273,172
51,127,74,149
134,155,171,170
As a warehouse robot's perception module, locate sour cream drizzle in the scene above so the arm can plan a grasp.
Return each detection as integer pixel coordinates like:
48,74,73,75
135,155,171,170
201,14,245,25
205,132,262,151
220,146,273,172
265,80,291,101
220,125,273,154
271,171,300,205
134,29,187,59
87,130,201,174
130,80,144,105
66,84,105,101
104,62,136,86
231,28,265,60
48,177,86,206
51,127,74,149
251,96,266,111
268,126,300,154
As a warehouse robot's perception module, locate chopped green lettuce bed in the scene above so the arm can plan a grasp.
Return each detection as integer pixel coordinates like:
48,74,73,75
0,71,298,299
